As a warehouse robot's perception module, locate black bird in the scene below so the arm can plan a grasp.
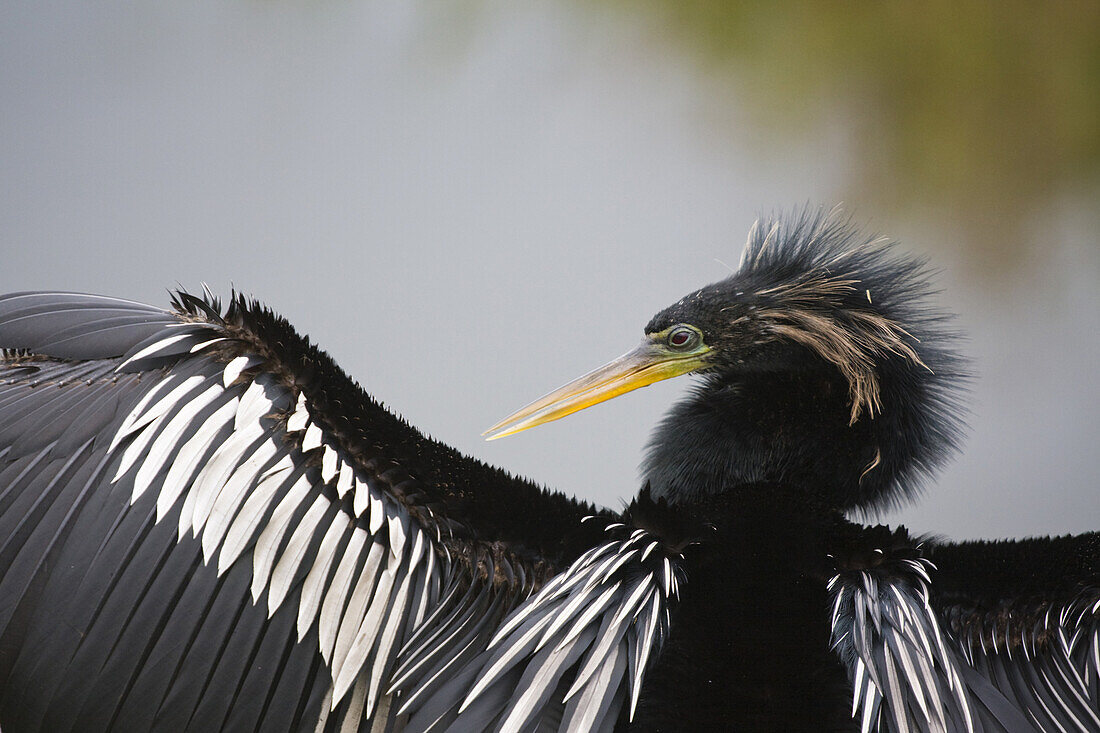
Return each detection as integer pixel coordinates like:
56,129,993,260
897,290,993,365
0,210,1095,732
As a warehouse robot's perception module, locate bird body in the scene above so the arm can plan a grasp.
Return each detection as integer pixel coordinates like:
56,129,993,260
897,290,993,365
0,210,1096,732
626,485,855,730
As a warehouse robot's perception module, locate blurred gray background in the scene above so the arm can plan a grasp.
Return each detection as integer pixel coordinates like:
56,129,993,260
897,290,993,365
1,1,1096,540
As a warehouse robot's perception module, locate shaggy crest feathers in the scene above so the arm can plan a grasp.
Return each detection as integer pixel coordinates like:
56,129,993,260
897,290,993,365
740,209,969,509
740,210,962,413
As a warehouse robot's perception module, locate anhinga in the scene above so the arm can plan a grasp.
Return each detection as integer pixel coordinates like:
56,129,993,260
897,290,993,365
0,210,1095,732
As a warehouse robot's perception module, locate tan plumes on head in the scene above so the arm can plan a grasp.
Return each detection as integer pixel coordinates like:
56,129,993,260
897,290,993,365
758,268,929,424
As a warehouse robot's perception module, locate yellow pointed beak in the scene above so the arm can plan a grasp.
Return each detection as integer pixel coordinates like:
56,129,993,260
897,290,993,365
483,338,711,440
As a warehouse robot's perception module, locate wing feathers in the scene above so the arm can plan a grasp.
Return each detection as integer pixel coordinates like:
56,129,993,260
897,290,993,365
268,495,333,615
830,536,1100,733
400,530,680,731
161,396,240,523
0,288,600,731
320,527,371,665
201,437,286,562
99,336,450,719
299,513,354,642
0,292,175,359
132,381,225,504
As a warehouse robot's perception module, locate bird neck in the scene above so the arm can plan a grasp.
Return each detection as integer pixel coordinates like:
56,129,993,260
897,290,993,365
643,366,891,511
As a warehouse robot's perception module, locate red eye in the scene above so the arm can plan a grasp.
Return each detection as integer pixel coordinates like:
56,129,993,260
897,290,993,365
667,327,698,349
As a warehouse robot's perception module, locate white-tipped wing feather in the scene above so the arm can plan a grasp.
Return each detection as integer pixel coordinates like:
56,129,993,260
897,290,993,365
95,315,443,723
829,541,1100,733
395,524,682,732
0,293,467,731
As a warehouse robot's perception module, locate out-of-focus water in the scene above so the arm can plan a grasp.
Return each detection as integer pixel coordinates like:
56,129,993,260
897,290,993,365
0,1,1096,539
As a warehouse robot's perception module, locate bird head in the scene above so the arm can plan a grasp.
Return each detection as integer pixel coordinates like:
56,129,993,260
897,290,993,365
486,210,967,512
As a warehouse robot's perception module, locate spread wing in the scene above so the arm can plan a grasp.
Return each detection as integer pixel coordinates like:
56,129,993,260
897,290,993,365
828,527,1100,733
0,290,616,733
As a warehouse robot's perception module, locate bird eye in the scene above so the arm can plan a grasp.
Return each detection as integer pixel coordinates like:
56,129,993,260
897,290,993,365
667,326,699,350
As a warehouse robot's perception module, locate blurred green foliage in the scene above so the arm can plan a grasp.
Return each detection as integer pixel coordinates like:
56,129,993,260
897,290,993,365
613,0,1100,265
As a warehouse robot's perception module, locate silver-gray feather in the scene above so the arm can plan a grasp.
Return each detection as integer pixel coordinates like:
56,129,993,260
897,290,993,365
829,557,1100,732
397,532,680,732
104,340,445,724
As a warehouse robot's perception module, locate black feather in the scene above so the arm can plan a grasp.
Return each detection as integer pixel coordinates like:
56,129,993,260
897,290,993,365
0,211,1094,732
643,208,969,512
